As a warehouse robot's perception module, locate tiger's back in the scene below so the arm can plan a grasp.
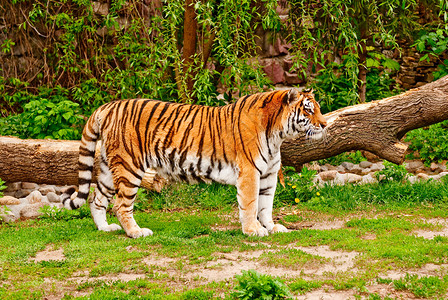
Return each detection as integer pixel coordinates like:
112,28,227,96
63,89,327,238
98,99,241,185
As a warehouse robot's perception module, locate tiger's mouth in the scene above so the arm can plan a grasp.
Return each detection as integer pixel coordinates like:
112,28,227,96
305,125,326,141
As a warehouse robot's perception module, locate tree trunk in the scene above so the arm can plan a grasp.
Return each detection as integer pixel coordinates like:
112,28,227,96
0,75,448,185
357,23,368,103
181,0,198,101
281,75,448,169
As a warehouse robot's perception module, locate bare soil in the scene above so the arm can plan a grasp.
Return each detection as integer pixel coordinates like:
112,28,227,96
30,217,448,299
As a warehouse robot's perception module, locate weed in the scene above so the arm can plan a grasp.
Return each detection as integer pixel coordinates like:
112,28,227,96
318,150,367,166
375,161,408,183
39,204,91,221
0,178,6,197
260,248,327,270
232,270,292,299
405,120,448,166
288,278,322,294
393,273,448,298
275,166,317,205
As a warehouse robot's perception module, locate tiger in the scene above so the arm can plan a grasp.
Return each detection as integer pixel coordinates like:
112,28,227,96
62,88,327,238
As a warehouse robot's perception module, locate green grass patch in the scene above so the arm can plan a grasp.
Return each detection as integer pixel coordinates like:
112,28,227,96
2,179,448,298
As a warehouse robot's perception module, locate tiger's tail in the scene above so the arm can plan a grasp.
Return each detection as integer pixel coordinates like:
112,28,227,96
62,109,101,210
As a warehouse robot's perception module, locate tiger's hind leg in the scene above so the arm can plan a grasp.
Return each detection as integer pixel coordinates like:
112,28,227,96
112,165,153,238
257,171,288,234
90,155,121,232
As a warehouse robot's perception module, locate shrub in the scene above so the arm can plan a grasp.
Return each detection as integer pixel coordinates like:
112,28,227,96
313,65,401,114
232,269,292,300
0,93,85,140
318,150,367,166
375,161,408,183
405,120,448,166
275,166,317,205
414,29,448,80
0,178,5,198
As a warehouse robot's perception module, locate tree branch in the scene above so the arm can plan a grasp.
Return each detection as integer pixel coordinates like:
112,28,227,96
281,75,448,168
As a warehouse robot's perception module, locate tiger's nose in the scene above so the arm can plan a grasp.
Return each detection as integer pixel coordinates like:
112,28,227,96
318,115,327,128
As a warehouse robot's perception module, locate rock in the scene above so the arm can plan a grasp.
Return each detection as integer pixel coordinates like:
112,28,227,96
6,203,26,219
429,162,442,173
26,190,43,204
359,161,373,168
324,164,338,171
20,202,48,219
0,196,21,205
370,163,384,172
336,165,345,173
416,173,429,180
306,162,321,172
361,174,377,184
0,208,18,222
21,182,38,190
46,192,61,203
319,170,338,181
361,168,371,175
14,189,33,199
341,162,354,171
346,173,363,184
39,185,56,195
4,182,21,193
432,172,448,181
350,164,364,175
263,59,285,84
284,71,300,85
408,175,418,184
406,160,425,173
319,165,329,172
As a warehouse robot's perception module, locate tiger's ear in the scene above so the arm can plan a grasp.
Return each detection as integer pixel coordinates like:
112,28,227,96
303,87,313,94
283,88,299,105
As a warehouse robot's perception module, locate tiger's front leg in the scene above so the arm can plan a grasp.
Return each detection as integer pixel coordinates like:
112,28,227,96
237,169,269,237
257,171,288,234
113,176,153,239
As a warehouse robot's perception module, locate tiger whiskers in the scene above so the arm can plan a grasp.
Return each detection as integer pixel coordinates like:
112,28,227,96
305,126,327,144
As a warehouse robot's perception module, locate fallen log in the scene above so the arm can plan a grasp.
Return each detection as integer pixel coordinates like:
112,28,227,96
281,75,448,169
0,75,447,186
0,137,166,191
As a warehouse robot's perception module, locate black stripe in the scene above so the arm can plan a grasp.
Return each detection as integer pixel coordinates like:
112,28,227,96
77,192,89,200
259,187,272,196
261,172,275,180
79,162,93,171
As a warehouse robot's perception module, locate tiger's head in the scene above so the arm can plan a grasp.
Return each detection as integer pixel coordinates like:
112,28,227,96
281,88,327,140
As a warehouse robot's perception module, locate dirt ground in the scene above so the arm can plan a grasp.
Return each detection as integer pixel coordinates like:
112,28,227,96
29,218,448,299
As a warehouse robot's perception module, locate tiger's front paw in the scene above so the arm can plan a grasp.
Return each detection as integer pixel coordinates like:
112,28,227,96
126,228,154,239
270,224,289,234
242,222,269,237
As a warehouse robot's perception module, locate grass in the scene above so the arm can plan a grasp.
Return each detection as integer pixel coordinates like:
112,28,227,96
1,178,448,299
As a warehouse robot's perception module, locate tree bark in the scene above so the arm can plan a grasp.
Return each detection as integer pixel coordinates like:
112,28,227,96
0,75,447,185
0,137,166,191
181,0,198,101
281,75,448,169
